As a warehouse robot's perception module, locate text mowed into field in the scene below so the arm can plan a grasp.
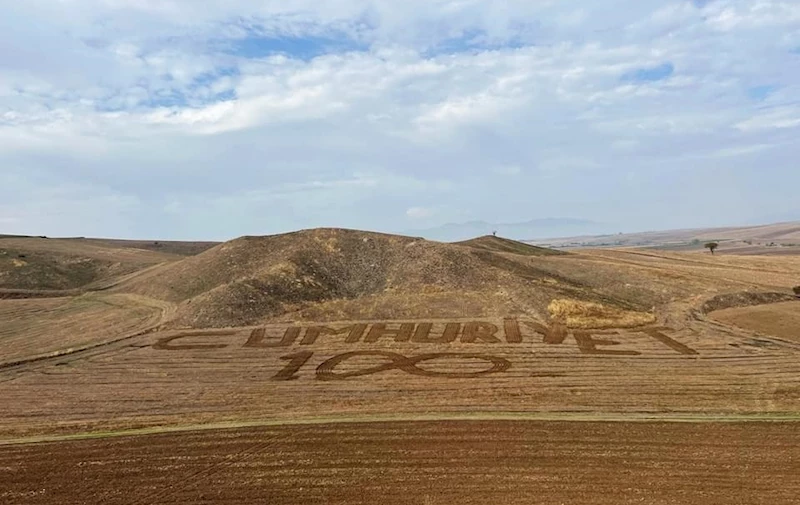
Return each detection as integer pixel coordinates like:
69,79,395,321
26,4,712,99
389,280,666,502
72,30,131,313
2,317,799,441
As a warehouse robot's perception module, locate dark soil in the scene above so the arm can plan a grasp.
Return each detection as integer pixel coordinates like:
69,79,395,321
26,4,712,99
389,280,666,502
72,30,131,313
2,420,798,505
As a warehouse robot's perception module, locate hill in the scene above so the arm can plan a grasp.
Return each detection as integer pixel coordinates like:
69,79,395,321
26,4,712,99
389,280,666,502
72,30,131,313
457,235,567,256
118,228,650,328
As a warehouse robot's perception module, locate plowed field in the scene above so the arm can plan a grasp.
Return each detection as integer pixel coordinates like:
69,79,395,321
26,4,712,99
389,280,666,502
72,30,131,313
2,421,798,505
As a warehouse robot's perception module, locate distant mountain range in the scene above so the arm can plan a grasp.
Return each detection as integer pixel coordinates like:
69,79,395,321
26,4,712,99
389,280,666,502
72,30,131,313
405,218,606,242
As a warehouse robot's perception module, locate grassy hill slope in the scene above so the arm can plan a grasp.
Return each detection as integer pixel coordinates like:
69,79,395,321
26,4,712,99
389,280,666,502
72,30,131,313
457,235,567,256
118,228,652,328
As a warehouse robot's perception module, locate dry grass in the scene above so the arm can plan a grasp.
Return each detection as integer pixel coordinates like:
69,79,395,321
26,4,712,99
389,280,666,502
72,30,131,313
0,237,183,291
110,229,800,329
119,229,618,328
547,298,656,328
457,235,567,257
4,228,787,332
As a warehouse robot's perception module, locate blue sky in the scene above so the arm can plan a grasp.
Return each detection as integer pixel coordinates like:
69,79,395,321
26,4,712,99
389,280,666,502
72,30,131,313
1,0,799,240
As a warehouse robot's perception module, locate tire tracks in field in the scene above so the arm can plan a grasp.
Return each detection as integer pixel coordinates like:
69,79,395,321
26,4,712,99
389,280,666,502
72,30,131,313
128,431,287,505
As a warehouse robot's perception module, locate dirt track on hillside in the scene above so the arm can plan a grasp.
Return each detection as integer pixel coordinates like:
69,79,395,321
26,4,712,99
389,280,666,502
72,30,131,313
3,420,799,505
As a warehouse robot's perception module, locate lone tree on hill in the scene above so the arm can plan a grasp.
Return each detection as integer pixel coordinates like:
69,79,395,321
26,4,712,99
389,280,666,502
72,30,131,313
704,242,719,255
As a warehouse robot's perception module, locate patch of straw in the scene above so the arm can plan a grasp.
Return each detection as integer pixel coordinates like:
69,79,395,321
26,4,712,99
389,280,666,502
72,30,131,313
548,298,655,329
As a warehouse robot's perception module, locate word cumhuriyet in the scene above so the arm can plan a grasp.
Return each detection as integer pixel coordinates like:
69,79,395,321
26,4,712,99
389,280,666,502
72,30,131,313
153,320,699,356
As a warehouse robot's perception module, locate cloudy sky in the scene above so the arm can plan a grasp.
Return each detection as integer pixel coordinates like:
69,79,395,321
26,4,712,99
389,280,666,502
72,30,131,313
1,0,799,240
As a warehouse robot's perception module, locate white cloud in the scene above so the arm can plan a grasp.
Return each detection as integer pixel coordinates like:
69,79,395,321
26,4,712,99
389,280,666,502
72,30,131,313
704,2,800,31
538,157,602,175
735,107,800,131
406,207,435,219
1,0,799,237
491,164,522,176
610,139,640,152
711,143,777,157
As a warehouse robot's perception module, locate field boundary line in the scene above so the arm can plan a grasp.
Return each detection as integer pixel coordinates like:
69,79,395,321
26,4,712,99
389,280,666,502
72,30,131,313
4,411,800,446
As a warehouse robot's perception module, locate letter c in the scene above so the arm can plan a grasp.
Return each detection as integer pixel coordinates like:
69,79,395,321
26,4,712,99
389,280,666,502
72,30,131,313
152,331,234,351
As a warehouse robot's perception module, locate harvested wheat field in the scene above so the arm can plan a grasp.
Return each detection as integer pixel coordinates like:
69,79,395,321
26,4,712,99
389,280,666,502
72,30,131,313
2,229,800,503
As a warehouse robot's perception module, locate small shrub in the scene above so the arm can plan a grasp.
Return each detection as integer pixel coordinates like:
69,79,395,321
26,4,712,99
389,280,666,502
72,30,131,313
793,286,800,296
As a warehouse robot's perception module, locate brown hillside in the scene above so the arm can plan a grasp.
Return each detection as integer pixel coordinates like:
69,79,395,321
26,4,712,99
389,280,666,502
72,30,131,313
457,235,566,256
119,228,647,328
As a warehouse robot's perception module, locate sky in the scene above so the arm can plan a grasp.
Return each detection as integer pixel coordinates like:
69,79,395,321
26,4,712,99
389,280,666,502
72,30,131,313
1,0,799,240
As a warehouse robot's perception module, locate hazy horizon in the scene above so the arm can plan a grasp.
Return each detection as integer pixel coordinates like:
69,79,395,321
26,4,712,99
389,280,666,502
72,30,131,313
4,216,799,244
2,1,799,241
